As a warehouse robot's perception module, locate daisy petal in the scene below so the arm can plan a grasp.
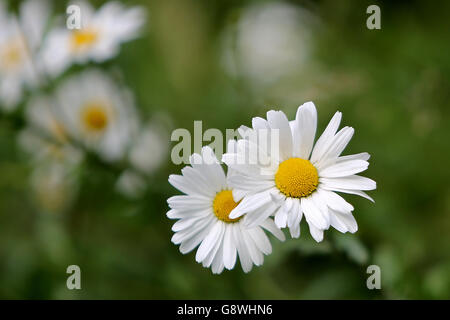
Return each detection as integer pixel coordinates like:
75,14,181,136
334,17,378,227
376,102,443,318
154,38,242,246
310,111,342,163
320,175,376,191
294,101,317,159
301,195,329,230
336,152,371,163
260,219,286,241
223,225,237,270
319,159,369,178
267,110,292,161
309,224,324,242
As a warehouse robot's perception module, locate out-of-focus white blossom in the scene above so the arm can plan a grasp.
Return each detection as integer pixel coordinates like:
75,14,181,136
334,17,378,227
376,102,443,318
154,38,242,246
221,2,316,87
41,0,146,77
115,169,147,199
54,69,139,162
0,0,49,111
129,121,168,175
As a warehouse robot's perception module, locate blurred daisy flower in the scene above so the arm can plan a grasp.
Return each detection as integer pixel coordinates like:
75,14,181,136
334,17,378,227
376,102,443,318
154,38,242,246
19,94,83,165
221,2,315,88
167,146,285,274
29,162,80,214
116,169,147,199
54,69,138,162
41,0,146,77
222,102,376,242
19,94,83,214
0,0,49,110
129,120,169,175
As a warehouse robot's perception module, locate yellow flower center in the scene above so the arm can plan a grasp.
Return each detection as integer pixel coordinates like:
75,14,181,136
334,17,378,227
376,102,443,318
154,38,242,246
81,103,109,132
275,158,319,198
71,29,98,51
49,120,68,143
1,41,23,70
213,190,242,223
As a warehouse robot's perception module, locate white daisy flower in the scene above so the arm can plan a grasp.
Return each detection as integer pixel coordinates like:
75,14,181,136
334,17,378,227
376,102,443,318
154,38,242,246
30,161,79,213
116,169,146,199
222,101,376,242
221,2,314,86
19,94,83,164
129,120,169,175
0,0,49,110
167,146,285,274
54,69,138,162
41,0,145,77
19,95,82,214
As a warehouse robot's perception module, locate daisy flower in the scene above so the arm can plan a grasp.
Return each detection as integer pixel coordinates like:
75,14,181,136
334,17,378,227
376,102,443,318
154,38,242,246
0,0,49,110
19,94,83,164
19,95,82,214
41,0,146,77
167,146,285,274
221,2,314,86
54,69,138,162
129,120,168,175
222,101,376,242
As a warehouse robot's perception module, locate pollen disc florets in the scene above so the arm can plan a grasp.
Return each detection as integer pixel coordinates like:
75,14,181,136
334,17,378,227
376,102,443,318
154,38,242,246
213,190,242,223
275,157,319,198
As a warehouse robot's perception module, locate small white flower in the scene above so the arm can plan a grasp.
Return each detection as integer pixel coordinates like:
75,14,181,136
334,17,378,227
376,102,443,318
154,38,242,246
129,120,168,175
19,94,83,165
54,69,138,162
222,102,376,242
167,146,285,274
30,162,79,213
41,0,146,77
0,0,49,110
116,169,146,199
221,2,314,86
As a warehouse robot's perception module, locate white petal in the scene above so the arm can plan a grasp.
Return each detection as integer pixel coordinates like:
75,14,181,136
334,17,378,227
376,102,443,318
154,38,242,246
244,202,278,229
321,186,375,202
248,227,272,255
195,221,223,263
316,127,354,169
179,219,214,254
168,174,211,198
229,190,272,219
320,175,376,191
274,205,287,228
294,101,317,159
320,160,369,178
301,195,328,230
309,224,324,242
252,117,269,130
223,225,237,270
287,198,300,228
266,110,293,161
260,219,286,241
241,225,264,266
233,225,253,273
289,223,301,239
167,195,211,211
310,111,342,163
172,215,215,245
336,152,371,163
330,209,358,233
317,188,354,213
211,241,225,274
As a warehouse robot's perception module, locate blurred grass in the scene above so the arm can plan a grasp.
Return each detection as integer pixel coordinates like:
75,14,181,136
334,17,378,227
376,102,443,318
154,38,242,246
0,0,449,299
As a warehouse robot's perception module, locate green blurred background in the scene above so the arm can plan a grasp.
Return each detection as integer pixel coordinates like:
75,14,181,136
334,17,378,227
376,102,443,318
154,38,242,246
1,0,450,299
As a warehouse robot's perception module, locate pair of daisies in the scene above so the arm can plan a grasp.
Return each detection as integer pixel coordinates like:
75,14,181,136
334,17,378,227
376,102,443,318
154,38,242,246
168,102,376,274
0,0,144,111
